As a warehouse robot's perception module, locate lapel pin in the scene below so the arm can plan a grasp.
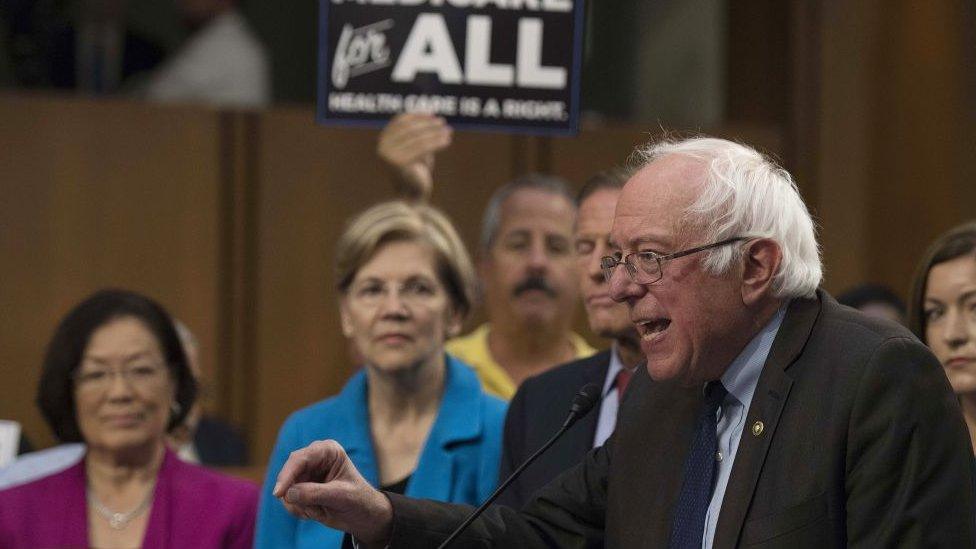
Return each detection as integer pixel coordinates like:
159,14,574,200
751,420,765,437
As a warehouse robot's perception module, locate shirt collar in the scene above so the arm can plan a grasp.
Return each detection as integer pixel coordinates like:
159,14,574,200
601,342,627,397
718,302,789,410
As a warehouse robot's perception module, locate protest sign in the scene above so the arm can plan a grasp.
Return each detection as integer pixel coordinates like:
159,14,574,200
318,0,584,135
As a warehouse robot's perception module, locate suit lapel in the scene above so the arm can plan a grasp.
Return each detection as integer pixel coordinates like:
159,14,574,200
61,458,89,546
713,294,823,548
142,449,176,549
608,368,701,546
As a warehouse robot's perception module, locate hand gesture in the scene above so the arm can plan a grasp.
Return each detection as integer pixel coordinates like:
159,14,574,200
377,112,453,201
273,440,393,545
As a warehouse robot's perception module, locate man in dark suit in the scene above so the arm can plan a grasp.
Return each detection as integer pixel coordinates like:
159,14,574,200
270,137,974,547
498,168,644,509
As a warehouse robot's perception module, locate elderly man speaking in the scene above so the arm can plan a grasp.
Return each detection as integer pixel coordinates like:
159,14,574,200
270,137,974,548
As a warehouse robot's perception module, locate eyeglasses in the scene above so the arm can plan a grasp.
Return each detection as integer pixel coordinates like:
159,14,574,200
348,279,445,309
600,237,750,284
73,361,169,394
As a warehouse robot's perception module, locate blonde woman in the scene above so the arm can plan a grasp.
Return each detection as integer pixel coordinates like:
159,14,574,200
256,201,506,548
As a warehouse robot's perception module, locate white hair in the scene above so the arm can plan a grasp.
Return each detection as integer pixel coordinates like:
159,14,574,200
633,137,822,298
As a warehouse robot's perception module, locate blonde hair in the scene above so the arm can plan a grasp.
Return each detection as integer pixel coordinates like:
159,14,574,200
335,201,476,318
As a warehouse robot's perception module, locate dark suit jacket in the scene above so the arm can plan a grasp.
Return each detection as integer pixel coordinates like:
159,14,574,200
194,416,249,467
497,350,611,509
387,290,975,547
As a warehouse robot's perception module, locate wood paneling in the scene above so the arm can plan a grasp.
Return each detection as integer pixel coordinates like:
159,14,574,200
866,1,976,297
800,0,976,297
0,94,223,449
546,124,784,187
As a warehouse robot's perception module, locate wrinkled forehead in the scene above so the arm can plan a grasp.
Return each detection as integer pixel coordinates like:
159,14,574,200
610,156,707,250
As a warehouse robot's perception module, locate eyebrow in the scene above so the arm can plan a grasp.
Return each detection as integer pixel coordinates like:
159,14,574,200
82,350,155,364
355,274,436,285
959,289,976,303
925,289,976,306
502,229,530,239
403,274,437,283
613,234,671,250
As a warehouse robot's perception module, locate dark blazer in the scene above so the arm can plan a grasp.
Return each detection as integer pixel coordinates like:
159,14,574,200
387,290,975,547
194,416,249,467
497,350,611,509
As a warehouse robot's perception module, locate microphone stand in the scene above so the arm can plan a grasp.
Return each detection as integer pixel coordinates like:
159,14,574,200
436,383,602,549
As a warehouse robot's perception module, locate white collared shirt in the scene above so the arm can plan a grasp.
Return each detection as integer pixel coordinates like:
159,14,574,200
593,344,629,448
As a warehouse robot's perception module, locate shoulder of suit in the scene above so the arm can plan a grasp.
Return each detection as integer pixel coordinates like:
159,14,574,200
518,349,612,393
819,296,920,347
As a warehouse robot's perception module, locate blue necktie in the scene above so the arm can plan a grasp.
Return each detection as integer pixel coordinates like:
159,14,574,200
669,381,728,549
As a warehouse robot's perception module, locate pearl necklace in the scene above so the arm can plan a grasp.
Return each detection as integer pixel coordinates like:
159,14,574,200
87,487,155,530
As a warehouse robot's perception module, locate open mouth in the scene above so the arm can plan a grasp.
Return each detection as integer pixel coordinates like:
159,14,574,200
636,318,671,341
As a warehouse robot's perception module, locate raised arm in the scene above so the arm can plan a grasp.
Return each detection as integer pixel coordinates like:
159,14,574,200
377,112,453,202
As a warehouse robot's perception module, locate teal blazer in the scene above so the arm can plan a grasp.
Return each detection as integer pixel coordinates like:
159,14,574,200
255,355,507,548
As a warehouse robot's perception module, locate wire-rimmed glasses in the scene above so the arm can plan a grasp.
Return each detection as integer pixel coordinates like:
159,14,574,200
600,237,750,284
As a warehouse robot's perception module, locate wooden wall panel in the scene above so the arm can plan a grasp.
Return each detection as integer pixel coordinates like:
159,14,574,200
546,123,784,187
866,1,976,298
0,95,223,449
802,0,975,298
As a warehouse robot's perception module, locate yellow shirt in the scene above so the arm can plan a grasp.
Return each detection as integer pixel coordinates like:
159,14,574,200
446,323,597,400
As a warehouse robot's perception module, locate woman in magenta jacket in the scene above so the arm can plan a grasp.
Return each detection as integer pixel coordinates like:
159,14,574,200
0,290,257,548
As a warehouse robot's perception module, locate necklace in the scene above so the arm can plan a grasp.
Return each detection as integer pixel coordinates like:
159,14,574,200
86,486,155,530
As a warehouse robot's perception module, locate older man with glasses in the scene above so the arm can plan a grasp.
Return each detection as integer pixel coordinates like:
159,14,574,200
269,136,974,548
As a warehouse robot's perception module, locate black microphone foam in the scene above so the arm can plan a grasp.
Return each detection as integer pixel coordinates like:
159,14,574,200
565,382,602,428
437,383,603,549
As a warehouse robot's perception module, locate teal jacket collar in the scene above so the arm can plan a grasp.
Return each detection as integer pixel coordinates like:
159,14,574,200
335,355,486,502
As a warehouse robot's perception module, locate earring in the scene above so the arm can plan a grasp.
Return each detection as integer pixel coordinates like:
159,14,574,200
170,401,182,417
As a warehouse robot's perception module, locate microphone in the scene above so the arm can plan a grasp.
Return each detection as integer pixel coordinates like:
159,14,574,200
436,383,603,549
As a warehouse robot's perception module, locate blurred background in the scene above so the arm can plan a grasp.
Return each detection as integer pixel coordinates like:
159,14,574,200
1,0,973,478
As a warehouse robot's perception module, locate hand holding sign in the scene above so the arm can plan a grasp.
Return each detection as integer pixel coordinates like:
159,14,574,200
378,113,453,200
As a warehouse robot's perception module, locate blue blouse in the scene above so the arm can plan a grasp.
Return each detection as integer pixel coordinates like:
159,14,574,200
255,355,507,548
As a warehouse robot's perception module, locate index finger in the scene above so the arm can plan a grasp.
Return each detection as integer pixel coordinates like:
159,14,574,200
273,439,344,498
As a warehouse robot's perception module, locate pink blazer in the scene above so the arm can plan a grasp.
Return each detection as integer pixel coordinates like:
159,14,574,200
0,448,257,548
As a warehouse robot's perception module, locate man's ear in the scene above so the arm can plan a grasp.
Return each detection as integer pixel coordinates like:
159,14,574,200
740,238,782,306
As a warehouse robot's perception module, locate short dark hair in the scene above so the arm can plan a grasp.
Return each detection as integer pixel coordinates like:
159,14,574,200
36,289,197,442
837,283,906,314
576,166,634,206
479,173,574,252
907,222,976,342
